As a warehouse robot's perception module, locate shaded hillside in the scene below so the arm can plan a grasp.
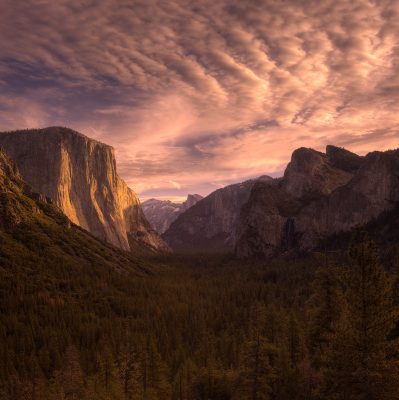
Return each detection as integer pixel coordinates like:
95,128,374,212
319,202,399,268
163,178,271,252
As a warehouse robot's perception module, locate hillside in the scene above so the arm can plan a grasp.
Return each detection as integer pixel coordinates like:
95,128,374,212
163,178,270,252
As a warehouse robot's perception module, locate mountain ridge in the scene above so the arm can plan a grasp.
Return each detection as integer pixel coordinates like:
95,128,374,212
236,145,399,257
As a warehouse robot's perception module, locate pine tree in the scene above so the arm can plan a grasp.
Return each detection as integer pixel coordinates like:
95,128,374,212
96,346,124,400
61,346,84,400
236,306,276,400
172,359,196,400
140,340,171,400
287,312,305,368
324,236,399,399
308,266,343,367
117,346,143,400
237,331,276,400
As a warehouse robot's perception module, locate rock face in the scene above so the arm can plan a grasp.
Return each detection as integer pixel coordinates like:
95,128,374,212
0,127,168,253
142,194,203,234
184,194,203,209
163,178,271,252
0,147,150,272
236,146,399,257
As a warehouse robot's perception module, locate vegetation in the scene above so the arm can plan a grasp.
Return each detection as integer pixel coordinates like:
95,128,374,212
1,233,399,399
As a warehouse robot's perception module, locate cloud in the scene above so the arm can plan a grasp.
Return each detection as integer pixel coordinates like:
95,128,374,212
0,0,399,199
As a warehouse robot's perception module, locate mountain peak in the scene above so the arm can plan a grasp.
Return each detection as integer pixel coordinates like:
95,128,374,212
184,194,203,208
283,146,351,199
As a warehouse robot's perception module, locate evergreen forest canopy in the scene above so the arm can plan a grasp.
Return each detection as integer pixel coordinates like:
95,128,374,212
1,231,399,399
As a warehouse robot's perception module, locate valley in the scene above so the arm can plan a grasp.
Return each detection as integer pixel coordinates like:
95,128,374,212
0,128,398,399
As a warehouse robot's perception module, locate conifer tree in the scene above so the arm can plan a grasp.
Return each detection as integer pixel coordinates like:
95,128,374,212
61,346,84,400
324,236,399,399
308,266,343,366
237,330,276,400
142,340,171,400
236,305,276,400
96,346,124,400
117,345,143,400
287,312,305,368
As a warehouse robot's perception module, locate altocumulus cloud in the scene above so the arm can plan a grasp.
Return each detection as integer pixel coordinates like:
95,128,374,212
1,0,399,199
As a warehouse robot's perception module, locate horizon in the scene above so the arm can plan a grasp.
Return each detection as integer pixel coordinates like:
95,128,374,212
1,0,399,200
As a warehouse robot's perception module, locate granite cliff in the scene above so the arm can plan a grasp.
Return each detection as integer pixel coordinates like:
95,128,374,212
0,127,168,253
236,146,399,257
142,194,203,234
163,178,271,252
0,146,149,274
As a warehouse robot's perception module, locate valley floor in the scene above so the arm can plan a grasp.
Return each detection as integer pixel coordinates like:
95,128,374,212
1,240,399,399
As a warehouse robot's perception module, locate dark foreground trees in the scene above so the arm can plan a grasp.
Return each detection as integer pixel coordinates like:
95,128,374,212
323,238,399,400
0,236,399,399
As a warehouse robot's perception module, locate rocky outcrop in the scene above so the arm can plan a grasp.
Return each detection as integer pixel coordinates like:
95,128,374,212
184,194,203,209
142,194,203,234
281,147,354,200
0,127,168,253
236,146,399,257
163,178,271,252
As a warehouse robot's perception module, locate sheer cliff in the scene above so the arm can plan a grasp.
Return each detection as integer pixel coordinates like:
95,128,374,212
0,127,168,253
0,146,150,271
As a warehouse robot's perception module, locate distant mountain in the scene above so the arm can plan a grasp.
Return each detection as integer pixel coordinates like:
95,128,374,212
236,145,399,257
162,178,271,252
142,194,203,234
0,127,169,253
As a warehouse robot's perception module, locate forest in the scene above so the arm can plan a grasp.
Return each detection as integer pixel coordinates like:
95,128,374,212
1,229,399,400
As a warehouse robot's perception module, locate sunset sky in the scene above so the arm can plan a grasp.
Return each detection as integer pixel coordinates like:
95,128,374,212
1,0,399,201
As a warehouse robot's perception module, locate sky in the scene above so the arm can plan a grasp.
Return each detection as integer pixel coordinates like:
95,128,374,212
1,0,399,202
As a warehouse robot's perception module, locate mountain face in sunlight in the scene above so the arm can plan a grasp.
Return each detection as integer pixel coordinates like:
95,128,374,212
0,146,149,271
0,127,169,254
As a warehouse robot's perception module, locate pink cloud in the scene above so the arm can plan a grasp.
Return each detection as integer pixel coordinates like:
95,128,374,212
0,0,398,199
